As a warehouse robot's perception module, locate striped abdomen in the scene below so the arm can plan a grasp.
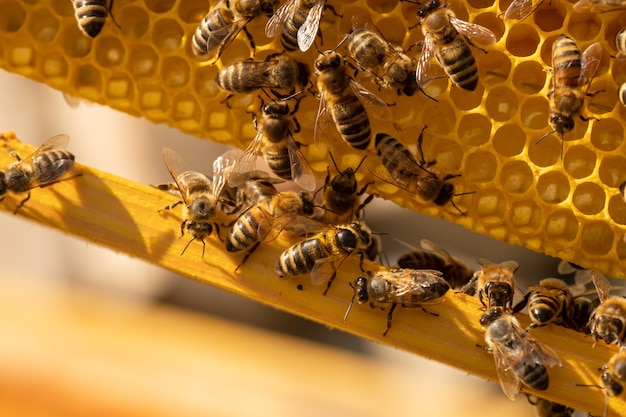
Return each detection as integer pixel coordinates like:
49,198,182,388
263,143,292,180
226,206,267,252
192,6,235,56
32,150,76,184
375,133,423,190
73,0,108,38
276,235,335,277
528,293,565,326
280,1,314,50
436,37,478,91
514,352,550,391
330,94,371,150
552,35,582,89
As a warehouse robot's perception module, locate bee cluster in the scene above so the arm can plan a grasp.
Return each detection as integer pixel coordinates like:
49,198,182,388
1,0,626,415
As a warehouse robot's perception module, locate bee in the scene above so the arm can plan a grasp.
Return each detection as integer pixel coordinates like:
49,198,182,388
314,50,391,151
215,53,310,99
160,148,239,257
396,239,474,291
226,188,315,268
589,271,626,346
600,349,626,407
275,221,373,294
264,0,332,52
415,0,496,91
538,35,602,153
374,129,459,208
229,98,316,192
525,396,575,417
72,0,117,38
573,0,626,13
343,268,449,336
460,258,519,310
0,134,80,214
513,278,576,331
480,306,562,401
503,0,545,23
191,0,279,61
317,152,372,225
340,15,419,96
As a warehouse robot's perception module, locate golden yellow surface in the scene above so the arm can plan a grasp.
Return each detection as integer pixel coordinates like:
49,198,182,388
1,0,624,277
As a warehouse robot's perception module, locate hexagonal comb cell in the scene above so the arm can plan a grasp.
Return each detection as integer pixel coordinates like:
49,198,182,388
1,0,625,279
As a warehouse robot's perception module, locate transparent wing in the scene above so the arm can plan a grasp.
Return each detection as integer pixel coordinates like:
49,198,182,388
504,0,544,22
162,147,192,205
580,42,603,92
265,0,297,37
573,0,626,13
416,35,445,88
313,92,335,153
420,239,455,264
450,17,497,47
489,342,522,401
349,79,392,121
297,0,325,52
228,131,265,188
206,18,250,62
212,149,242,200
592,271,613,303
16,134,70,167
311,253,347,286
287,134,316,191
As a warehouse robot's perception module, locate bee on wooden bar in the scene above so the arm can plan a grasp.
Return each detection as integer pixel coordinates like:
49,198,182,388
229,98,316,192
317,152,372,225
415,0,496,91
599,349,626,417
589,271,626,346
537,35,602,155
480,306,562,401
340,14,419,96
191,0,279,61
314,50,391,151
525,395,575,417
216,53,310,100
264,0,336,52
344,268,449,336
0,134,80,214
226,187,315,269
396,239,474,291
513,278,576,331
160,148,239,257
275,221,373,294
374,129,461,209
460,258,519,310
73,0,117,38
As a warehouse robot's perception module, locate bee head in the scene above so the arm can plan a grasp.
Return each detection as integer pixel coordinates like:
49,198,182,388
260,0,279,15
330,168,357,194
350,222,373,248
434,182,455,206
262,101,290,116
485,281,513,309
549,114,574,136
418,0,441,18
601,371,624,397
354,276,369,303
596,315,624,345
402,72,419,96
479,306,504,327
296,61,310,89
0,171,6,195
314,51,342,72
297,192,315,216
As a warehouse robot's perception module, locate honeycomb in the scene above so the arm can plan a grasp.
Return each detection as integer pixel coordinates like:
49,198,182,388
0,0,626,280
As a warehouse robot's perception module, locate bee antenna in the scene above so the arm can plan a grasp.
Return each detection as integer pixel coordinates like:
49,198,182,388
354,154,368,173
534,129,556,145
344,283,357,321
328,151,342,174
280,89,307,101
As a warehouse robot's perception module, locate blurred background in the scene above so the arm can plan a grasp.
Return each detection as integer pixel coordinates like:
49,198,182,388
0,69,592,416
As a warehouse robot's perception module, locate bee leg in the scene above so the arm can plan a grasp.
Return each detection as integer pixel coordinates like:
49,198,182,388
241,26,256,57
107,0,121,30
465,37,489,54
323,272,338,295
13,191,31,214
180,237,203,257
383,304,398,336
219,94,235,108
8,150,21,162
213,222,224,243
235,241,261,272
416,126,437,168
158,200,183,213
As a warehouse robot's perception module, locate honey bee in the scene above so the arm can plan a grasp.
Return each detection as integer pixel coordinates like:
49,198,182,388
503,0,545,23
229,98,316,191
480,306,562,401
513,278,576,331
160,148,239,257
226,188,315,268
317,152,372,225
460,258,519,310
264,0,332,52
314,50,391,151
340,15,419,96
538,35,602,152
525,396,575,417
191,0,279,61
573,0,626,13
396,239,474,291
275,221,373,294
0,134,81,214
374,130,459,208
600,349,626,409
415,0,496,91
72,0,117,38
215,53,310,99
589,271,626,346
343,268,449,336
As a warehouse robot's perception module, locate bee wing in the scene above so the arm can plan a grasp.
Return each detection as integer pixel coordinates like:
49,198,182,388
228,131,265,188
206,18,250,61
162,147,193,205
415,35,446,88
265,0,297,37
420,239,455,264
580,42,603,90
527,336,562,368
297,0,325,52
504,0,544,22
489,344,522,401
449,16,497,47
348,79,393,121
573,0,626,13
286,134,317,191
310,253,348,286
15,134,70,167
591,271,614,303
211,149,242,200
313,92,335,152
